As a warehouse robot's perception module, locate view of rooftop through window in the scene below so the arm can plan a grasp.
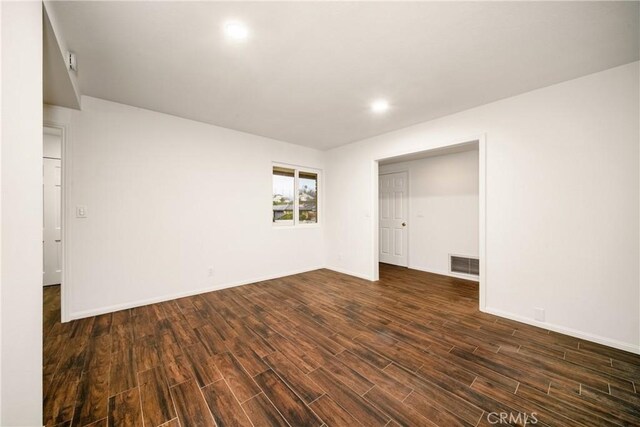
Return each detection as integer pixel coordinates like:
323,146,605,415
273,167,295,223
273,166,318,224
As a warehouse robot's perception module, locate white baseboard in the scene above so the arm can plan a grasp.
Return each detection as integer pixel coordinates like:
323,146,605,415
324,266,375,281
482,306,640,355
67,266,325,321
408,265,479,282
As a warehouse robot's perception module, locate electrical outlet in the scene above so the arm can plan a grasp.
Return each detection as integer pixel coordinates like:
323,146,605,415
533,307,545,322
208,267,214,277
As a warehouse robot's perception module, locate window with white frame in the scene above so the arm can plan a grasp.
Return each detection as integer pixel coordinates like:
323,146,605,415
273,165,319,225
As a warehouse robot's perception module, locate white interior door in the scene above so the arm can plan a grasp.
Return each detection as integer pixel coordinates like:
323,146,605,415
379,171,408,266
43,157,62,285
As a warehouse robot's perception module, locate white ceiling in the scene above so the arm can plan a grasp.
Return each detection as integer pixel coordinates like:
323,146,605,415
47,1,639,150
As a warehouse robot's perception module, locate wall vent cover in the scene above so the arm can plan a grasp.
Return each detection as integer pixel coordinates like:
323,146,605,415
450,255,479,276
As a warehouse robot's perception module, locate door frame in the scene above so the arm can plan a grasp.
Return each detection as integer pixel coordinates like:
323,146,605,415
44,120,69,322
378,169,410,267
371,134,487,311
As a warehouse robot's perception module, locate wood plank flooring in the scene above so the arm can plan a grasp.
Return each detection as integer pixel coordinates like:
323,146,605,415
43,265,640,426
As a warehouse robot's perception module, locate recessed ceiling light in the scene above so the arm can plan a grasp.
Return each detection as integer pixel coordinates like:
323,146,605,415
224,21,249,41
371,99,389,113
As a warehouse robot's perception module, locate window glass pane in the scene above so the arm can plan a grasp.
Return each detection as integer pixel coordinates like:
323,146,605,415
273,167,295,224
298,171,318,223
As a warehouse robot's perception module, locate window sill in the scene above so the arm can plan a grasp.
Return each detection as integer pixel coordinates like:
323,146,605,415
272,223,321,229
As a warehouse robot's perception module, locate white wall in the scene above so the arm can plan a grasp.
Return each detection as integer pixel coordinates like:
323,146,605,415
325,62,640,353
379,149,479,279
0,1,43,424
45,96,325,320
44,127,62,159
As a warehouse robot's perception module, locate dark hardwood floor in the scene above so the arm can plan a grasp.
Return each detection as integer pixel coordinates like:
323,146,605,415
43,265,640,426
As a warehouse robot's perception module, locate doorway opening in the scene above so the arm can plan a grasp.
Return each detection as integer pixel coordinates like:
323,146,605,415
43,122,67,322
43,126,62,286
373,136,487,309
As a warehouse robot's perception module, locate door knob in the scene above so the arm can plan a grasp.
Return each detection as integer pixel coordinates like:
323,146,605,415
402,222,406,227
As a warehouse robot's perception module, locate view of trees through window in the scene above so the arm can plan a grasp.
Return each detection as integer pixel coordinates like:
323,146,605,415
273,166,318,225
298,172,317,223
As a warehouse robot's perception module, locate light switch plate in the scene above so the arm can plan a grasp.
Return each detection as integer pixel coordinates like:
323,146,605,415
76,205,87,218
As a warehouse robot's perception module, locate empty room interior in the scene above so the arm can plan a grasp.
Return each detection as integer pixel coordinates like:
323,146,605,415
1,1,640,426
